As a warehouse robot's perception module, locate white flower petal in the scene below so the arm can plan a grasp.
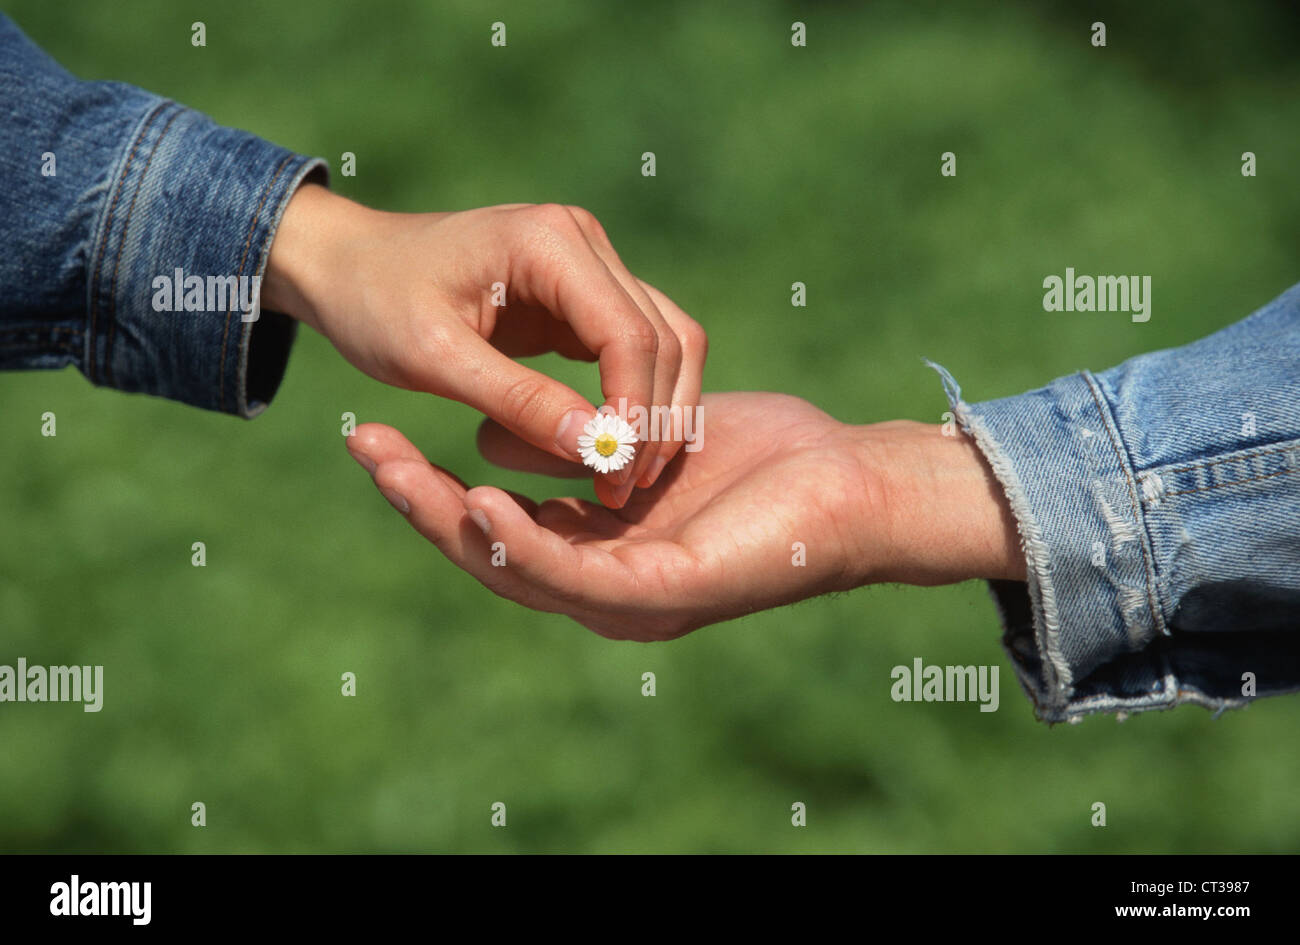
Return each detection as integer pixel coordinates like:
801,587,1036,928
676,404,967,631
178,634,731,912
579,411,640,472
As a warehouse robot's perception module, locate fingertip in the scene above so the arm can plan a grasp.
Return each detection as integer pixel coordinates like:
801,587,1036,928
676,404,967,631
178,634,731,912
348,444,377,475
352,421,390,441
593,476,624,509
346,423,383,467
373,459,429,507
349,422,426,467
464,484,522,525
638,453,670,488
467,507,492,536
612,477,635,507
554,406,596,459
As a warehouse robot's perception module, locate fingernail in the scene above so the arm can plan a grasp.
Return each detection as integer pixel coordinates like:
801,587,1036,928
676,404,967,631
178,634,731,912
380,487,409,514
639,455,668,488
613,478,635,508
555,408,593,457
350,450,377,475
467,508,492,535
612,442,643,484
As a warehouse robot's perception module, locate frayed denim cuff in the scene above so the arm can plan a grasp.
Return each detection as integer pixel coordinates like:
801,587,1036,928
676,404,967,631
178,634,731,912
926,283,1300,723
926,360,1195,723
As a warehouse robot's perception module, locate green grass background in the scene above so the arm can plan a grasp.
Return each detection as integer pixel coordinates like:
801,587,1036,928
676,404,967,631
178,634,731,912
2,0,1299,852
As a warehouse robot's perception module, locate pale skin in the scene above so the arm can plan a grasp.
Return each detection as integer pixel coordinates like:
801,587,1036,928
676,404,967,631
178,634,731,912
346,393,1027,641
263,183,707,508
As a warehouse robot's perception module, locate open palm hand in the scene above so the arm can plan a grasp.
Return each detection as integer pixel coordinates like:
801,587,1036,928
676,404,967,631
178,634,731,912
349,393,888,639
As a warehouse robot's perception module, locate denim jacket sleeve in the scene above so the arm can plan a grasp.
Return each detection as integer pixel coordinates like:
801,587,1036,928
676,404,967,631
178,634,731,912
0,14,327,417
929,281,1300,723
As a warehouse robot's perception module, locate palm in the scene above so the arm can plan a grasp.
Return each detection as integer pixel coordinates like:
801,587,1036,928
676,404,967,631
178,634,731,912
353,393,878,641
491,393,872,637
582,394,836,529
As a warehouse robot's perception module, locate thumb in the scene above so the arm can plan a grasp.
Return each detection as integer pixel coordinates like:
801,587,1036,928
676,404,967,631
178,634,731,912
442,336,597,462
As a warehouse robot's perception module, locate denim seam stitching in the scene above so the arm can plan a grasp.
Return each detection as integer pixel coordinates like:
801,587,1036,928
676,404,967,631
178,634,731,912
103,106,184,389
0,330,82,356
1081,372,1167,638
1162,465,1299,496
1062,685,1257,718
218,152,294,413
1153,441,1300,476
234,156,321,416
87,100,169,385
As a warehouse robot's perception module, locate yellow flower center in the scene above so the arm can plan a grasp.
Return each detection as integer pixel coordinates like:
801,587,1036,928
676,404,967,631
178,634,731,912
594,433,619,457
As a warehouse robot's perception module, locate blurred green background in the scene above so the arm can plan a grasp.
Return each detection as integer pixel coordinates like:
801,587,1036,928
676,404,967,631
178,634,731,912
3,0,1299,853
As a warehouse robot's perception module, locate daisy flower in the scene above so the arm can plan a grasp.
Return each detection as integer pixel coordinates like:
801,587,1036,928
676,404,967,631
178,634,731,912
577,412,638,474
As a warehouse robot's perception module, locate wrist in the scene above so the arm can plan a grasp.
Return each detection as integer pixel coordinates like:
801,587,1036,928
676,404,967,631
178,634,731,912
848,420,1026,587
262,182,373,335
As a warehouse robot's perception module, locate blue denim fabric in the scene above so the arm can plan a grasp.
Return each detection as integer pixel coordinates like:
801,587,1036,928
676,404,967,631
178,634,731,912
930,282,1300,722
0,14,326,417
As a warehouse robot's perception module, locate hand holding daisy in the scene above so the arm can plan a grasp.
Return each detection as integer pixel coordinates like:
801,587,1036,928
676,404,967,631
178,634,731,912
265,186,705,509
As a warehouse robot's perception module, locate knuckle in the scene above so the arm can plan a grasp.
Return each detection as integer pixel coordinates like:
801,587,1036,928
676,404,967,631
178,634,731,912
519,205,581,270
497,374,549,432
622,320,660,356
416,320,458,362
565,205,608,241
681,318,708,358
531,202,579,235
658,330,682,367
414,326,462,396
564,204,598,229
